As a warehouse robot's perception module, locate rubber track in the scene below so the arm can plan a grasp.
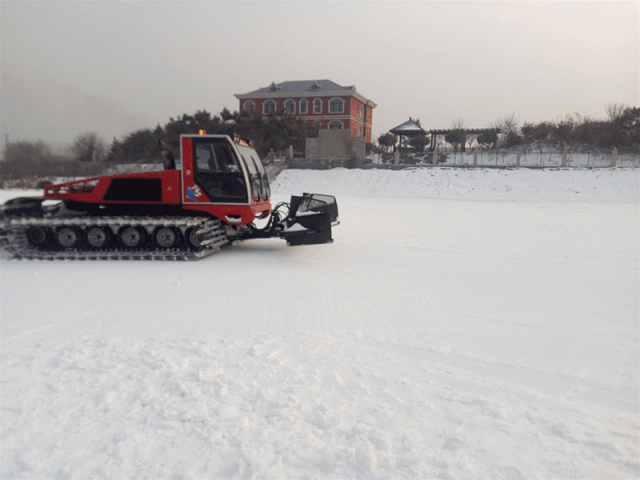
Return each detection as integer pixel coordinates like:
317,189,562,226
0,216,228,261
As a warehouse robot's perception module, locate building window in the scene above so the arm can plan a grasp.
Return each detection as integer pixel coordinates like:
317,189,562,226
244,101,255,113
263,100,276,114
358,126,363,136
300,99,308,114
312,121,322,129
284,99,295,114
313,98,322,114
329,120,343,129
329,98,344,113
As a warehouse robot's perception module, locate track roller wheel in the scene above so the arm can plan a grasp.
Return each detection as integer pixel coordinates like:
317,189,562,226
118,226,146,248
56,226,82,248
185,227,202,250
26,226,50,247
86,226,112,249
154,226,180,248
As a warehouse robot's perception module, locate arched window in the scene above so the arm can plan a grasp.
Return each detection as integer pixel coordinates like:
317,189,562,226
243,101,255,113
329,120,343,129
313,98,322,114
329,98,344,113
299,99,308,114
284,99,295,114
312,121,322,129
263,100,276,114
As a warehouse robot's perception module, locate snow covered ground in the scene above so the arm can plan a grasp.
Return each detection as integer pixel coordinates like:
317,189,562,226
1,168,638,479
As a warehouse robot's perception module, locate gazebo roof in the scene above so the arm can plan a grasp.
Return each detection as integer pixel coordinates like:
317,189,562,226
389,118,427,136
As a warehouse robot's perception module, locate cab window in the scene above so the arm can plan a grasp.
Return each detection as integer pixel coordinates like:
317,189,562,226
192,138,248,203
194,142,240,173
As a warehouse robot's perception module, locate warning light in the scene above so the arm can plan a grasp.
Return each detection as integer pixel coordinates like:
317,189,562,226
199,129,206,135
233,134,248,146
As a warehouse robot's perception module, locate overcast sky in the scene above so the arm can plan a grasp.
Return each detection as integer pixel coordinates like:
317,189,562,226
1,1,638,151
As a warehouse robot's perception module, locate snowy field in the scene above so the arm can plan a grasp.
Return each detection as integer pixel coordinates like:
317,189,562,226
1,168,638,479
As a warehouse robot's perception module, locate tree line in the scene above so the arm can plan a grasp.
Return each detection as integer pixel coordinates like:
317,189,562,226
108,108,318,163
375,105,639,153
3,104,638,166
3,132,108,166
3,108,317,165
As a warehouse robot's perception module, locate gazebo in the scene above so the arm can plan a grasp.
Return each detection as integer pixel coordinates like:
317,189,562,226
389,118,427,151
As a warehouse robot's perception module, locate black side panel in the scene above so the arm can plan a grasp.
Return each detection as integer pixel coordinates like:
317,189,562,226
104,179,162,202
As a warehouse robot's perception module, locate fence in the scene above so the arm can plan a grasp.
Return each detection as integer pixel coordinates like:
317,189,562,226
2,148,638,189
425,148,639,168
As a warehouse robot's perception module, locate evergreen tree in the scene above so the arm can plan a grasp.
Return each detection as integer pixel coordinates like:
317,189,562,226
377,133,396,152
106,129,161,163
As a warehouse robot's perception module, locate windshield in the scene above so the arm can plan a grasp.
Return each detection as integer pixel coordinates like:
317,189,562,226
237,145,270,199
194,141,240,173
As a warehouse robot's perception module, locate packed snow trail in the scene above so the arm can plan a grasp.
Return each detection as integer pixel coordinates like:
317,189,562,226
1,168,638,479
3,332,637,479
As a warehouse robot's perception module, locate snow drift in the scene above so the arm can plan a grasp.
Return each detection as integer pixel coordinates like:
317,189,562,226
272,167,638,202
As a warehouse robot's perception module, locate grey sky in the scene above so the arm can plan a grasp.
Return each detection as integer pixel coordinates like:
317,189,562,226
1,1,638,151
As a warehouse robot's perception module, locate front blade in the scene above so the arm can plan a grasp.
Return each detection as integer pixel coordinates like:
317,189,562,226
280,194,338,246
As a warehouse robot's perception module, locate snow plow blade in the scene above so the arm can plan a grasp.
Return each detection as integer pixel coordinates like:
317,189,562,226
281,194,339,246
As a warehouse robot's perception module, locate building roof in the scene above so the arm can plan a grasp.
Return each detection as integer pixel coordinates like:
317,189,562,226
390,118,427,135
242,79,351,95
235,80,377,108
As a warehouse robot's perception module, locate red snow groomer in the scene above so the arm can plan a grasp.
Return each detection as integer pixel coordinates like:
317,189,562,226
0,134,339,260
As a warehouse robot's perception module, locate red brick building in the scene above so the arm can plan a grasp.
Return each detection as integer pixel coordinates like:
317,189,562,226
234,80,376,143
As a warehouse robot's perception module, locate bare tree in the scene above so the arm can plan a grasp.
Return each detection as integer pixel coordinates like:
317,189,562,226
452,118,465,130
4,139,53,164
494,112,519,132
605,103,627,122
72,132,107,162
494,112,523,147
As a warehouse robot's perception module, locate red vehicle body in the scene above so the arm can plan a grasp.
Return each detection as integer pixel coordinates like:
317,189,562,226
44,135,273,224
